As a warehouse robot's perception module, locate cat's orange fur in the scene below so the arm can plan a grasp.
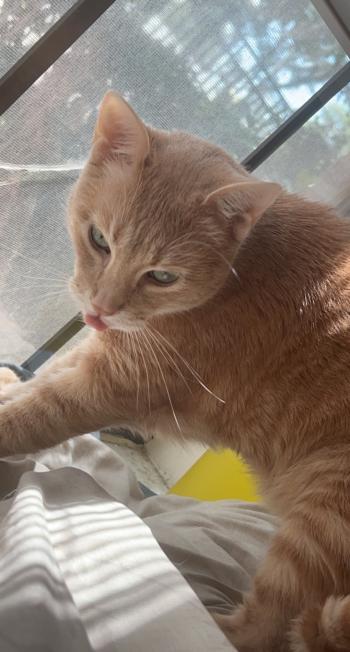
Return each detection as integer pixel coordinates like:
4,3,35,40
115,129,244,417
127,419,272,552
1,92,350,651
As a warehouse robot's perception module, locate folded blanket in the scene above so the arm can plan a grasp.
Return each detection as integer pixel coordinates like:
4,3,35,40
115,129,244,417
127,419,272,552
0,434,277,651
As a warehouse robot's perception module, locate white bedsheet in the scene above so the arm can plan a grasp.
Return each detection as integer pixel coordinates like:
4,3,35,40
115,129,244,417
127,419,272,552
0,435,277,651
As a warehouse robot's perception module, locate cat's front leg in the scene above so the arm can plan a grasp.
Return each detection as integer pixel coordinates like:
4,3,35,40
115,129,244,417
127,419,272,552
0,346,84,405
0,343,127,456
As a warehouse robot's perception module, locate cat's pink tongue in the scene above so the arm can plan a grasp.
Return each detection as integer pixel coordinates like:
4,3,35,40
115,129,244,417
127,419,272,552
84,314,108,331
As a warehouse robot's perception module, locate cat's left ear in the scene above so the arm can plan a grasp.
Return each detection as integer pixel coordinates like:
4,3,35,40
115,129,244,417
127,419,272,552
91,91,150,168
204,180,282,242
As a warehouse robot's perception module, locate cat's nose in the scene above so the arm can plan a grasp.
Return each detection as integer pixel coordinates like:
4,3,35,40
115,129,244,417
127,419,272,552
91,302,116,317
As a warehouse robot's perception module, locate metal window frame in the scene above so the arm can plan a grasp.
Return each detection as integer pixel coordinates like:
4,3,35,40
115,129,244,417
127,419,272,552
0,0,118,116
242,62,350,171
311,0,350,57
0,0,349,371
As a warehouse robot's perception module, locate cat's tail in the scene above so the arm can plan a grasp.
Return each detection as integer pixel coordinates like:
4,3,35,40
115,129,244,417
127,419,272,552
291,595,350,651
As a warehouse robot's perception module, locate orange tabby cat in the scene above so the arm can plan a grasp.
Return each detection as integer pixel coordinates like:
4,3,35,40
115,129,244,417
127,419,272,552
1,92,350,651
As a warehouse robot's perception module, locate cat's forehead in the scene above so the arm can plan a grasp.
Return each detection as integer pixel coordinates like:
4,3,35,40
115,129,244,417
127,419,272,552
79,128,247,230
147,129,244,191
90,182,174,254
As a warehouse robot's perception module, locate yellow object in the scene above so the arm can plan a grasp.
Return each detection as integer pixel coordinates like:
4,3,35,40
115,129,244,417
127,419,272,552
169,449,259,502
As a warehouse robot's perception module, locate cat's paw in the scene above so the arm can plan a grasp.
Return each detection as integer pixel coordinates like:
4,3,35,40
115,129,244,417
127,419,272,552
0,368,18,390
212,610,253,650
0,368,33,406
290,596,350,652
0,368,21,404
212,612,237,644
212,604,288,652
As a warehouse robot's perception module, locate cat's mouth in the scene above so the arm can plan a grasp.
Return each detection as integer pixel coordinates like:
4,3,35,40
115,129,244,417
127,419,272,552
84,312,144,333
84,314,108,332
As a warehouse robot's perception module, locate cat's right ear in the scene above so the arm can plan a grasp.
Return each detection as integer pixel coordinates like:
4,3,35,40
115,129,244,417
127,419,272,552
90,91,150,168
203,180,282,243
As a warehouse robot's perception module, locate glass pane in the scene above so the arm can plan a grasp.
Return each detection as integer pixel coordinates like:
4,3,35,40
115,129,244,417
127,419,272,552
0,1,75,77
0,0,348,362
257,86,350,215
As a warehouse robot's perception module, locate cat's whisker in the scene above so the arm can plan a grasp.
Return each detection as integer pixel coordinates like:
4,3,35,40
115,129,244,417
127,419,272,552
75,314,85,326
10,289,70,305
145,327,192,395
124,332,131,366
150,326,225,404
0,242,55,272
125,333,133,399
7,277,68,285
128,332,140,411
2,279,68,288
0,285,67,294
170,237,240,282
142,329,181,432
192,239,241,282
40,292,69,299
15,273,70,283
151,326,203,385
135,331,151,416
34,288,69,296
15,287,69,298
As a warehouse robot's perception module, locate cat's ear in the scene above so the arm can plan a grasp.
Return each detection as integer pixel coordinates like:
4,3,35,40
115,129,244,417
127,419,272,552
204,180,282,242
91,91,149,167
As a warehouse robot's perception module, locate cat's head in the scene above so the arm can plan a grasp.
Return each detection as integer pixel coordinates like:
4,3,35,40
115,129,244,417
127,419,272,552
68,92,280,332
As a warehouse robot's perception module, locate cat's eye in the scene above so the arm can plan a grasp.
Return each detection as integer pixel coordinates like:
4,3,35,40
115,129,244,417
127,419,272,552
147,270,178,285
90,225,110,254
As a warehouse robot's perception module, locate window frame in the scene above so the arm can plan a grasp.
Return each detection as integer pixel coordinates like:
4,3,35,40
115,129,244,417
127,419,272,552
0,0,349,371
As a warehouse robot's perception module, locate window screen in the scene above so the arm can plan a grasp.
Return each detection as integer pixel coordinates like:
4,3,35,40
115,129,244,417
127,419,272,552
259,85,350,210
0,0,349,363
0,0,76,76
